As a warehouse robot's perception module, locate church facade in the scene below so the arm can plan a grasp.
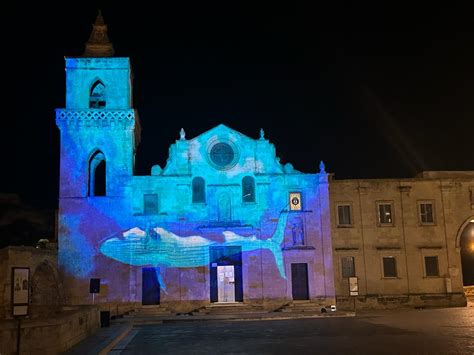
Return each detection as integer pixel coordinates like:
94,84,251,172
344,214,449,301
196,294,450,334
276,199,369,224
55,14,474,311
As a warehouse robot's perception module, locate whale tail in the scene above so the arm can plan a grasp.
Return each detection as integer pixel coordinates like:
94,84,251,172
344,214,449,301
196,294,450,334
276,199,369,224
265,211,289,279
155,266,168,295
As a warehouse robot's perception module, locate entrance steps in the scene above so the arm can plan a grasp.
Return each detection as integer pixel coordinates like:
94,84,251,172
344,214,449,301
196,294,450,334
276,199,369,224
119,306,173,325
193,302,265,315
274,300,326,313
126,305,173,317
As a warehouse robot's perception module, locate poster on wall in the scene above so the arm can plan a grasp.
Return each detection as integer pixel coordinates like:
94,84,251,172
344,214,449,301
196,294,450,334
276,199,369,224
289,192,302,211
349,276,359,296
12,267,30,316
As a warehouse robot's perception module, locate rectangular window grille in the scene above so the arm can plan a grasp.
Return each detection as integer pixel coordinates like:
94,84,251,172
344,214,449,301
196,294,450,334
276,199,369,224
420,203,434,224
337,205,352,226
144,194,158,215
341,256,355,278
424,256,439,277
382,257,397,278
378,203,393,225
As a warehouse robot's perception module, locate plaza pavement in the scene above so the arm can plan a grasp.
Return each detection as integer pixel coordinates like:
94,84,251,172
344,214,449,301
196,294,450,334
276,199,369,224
66,304,474,354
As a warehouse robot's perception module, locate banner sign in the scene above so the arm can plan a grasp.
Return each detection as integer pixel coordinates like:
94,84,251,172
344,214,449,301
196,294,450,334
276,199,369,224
12,267,30,316
349,276,359,296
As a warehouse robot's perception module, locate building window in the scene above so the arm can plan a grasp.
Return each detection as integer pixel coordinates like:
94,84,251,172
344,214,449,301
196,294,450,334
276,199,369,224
341,256,355,278
242,176,255,202
144,194,158,215
209,142,236,169
377,202,394,225
89,80,106,109
419,201,435,225
192,177,205,203
382,257,397,278
424,256,439,277
289,192,302,211
337,204,352,226
88,150,106,196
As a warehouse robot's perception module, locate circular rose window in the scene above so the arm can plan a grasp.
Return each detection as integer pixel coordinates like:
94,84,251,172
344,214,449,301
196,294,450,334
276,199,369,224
209,142,235,168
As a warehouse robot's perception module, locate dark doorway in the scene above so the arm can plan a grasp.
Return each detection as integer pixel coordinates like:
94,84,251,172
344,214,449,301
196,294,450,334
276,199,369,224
291,263,309,300
142,267,160,305
460,221,474,285
94,160,106,196
210,246,243,303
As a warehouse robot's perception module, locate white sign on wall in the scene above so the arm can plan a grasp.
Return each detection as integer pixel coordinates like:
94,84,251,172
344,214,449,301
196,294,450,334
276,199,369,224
12,267,30,316
349,276,359,296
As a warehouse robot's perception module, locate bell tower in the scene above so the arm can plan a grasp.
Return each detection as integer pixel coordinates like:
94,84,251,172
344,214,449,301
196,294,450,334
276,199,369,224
56,11,140,198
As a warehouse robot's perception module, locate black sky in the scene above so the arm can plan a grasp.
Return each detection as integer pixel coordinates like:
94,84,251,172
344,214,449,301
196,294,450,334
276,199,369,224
8,3,474,209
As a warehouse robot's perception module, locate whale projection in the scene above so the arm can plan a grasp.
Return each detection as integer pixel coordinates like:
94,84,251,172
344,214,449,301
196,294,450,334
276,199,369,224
99,212,289,291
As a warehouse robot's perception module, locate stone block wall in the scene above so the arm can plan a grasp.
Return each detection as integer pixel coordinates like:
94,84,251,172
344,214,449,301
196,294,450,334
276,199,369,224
0,305,99,354
0,247,62,320
330,173,474,309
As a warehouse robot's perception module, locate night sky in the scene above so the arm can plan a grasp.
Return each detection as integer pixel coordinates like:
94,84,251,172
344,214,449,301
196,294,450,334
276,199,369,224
9,3,474,209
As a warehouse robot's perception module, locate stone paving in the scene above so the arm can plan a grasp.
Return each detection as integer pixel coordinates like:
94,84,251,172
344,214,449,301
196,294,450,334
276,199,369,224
113,307,473,354
67,306,474,354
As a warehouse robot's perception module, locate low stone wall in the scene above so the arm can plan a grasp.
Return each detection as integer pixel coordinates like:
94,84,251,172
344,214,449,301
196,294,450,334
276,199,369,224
0,305,99,354
464,286,474,303
336,293,467,311
0,246,62,320
98,301,137,318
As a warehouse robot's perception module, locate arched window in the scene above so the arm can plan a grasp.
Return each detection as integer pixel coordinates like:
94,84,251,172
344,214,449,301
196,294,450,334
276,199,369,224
192,177,205,203
242,176,255,202
89,151,106,196
89,80,106,108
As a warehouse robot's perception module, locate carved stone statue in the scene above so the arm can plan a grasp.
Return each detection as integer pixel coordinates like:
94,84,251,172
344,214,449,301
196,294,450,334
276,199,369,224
180,128,186,140
319,160,326,174
292,221,304,246
260,128,265,140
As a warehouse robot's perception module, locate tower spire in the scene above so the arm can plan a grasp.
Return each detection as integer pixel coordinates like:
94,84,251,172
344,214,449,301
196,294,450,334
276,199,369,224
83,10,115,57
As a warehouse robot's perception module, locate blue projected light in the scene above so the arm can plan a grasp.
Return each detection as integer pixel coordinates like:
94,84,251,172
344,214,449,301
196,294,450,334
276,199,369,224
56,52,333,303
99,211,290,290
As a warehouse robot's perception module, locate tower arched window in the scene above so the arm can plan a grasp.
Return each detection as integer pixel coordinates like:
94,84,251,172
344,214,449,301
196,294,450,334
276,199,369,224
192,177,205,203
242,176,255,202
89,151,106,196
89,80,106,108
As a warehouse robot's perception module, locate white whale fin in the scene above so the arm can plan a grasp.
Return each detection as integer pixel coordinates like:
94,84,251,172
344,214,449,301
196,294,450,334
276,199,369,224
266,211,289,279
223,231,239,242
156,266,168,295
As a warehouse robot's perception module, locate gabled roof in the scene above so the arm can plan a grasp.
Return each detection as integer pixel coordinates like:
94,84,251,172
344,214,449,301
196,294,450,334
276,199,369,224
189,124,256,142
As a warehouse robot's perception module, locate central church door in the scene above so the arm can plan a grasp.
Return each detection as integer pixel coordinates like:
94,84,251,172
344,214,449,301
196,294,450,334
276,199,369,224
210,246,243,303
217,265,235,302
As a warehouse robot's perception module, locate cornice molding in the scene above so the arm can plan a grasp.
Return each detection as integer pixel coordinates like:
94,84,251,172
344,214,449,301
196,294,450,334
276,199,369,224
55,109,136,130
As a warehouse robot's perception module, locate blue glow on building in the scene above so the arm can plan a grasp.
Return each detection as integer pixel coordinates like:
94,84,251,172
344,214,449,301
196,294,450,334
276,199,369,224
56,31,335,307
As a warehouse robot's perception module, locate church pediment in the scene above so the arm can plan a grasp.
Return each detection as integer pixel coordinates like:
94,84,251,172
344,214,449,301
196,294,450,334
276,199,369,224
189,124,253,144
162,124,290,176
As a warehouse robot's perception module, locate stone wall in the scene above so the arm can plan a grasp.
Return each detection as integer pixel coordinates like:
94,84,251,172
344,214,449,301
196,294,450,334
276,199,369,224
0,305,99,354
465,285,474,303
0,246,63,320
330,173,474,309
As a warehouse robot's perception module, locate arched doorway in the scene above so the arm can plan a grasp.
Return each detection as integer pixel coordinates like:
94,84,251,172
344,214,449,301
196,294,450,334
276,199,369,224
458,217,474,286
31,262,62,305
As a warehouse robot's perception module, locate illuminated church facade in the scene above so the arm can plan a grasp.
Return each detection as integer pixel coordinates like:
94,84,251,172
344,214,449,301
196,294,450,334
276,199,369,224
56,14,474,311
